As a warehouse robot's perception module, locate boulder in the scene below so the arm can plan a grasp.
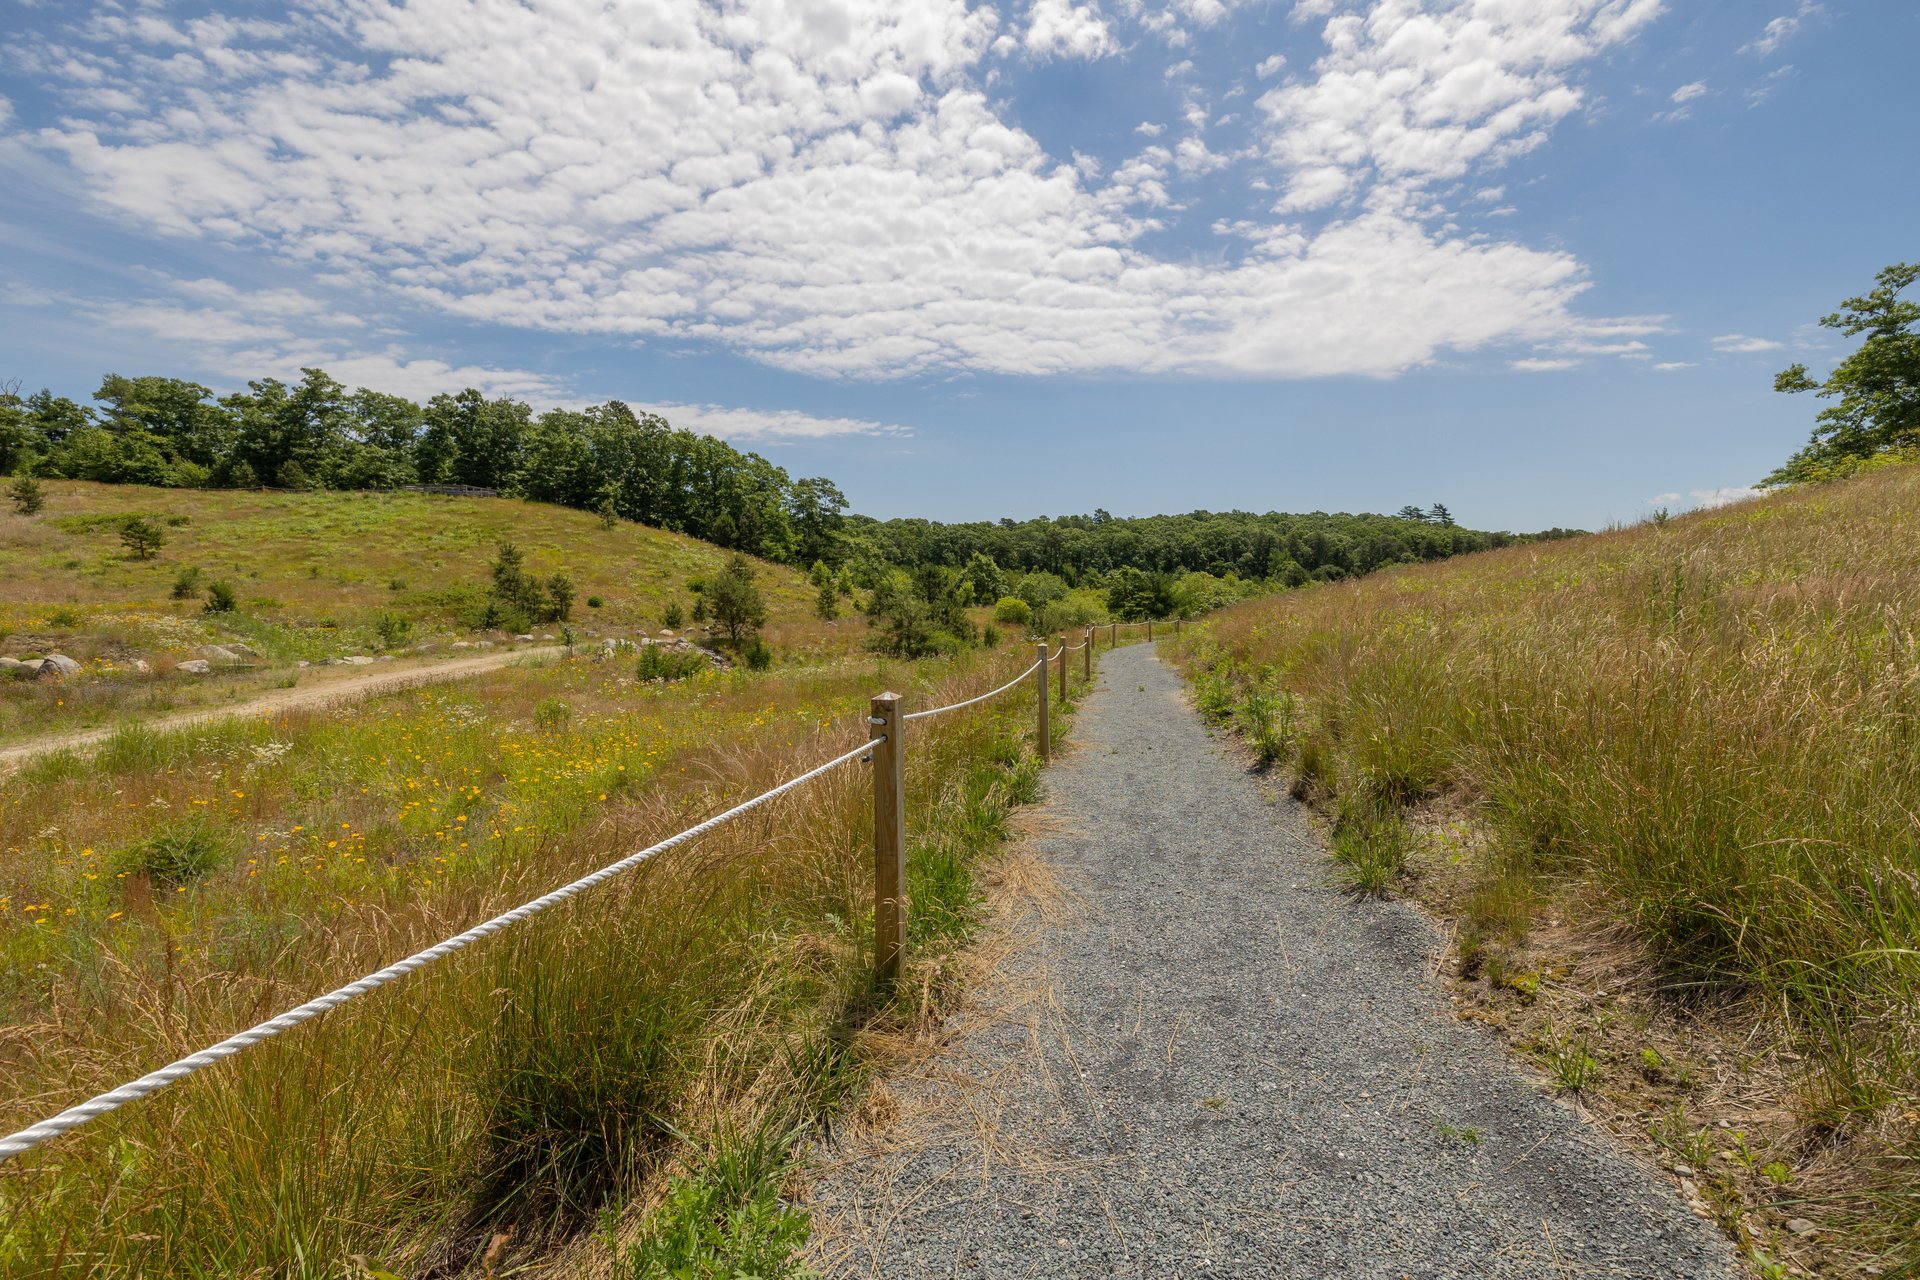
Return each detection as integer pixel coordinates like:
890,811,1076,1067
227,642,261,658
295,660,312,669
514,633,535,642
36,653,82,678
451,640,475,649
178,659,212,675
131,658,153,674
339,655,375,666
198,645,241,662
0,656,27,675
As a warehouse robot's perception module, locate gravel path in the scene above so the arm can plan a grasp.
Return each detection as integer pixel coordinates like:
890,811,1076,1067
807,642,1739,1279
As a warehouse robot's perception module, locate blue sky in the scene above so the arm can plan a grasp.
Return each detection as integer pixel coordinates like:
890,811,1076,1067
1,0,1913,531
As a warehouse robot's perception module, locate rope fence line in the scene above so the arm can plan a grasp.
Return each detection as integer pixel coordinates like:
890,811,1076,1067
903,658,1043,723
0,643,1089,1167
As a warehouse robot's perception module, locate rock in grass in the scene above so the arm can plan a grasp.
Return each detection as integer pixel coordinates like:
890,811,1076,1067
35,653,81,678
1786,1218,1817,1237
177,659,212,675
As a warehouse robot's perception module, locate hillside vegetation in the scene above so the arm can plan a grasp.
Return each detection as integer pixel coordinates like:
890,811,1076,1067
1171,463,1920,1270
0,481,830,742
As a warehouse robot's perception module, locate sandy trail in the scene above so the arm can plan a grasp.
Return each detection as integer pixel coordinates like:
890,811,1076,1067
0,646,565,772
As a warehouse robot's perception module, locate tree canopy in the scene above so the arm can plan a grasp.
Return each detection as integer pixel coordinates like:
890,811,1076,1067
1765,262,1920,487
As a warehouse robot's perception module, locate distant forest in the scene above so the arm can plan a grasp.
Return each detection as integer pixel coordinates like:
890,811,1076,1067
1,370,1579,586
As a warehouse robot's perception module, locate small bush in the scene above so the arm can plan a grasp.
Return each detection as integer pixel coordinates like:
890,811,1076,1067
373,612,413,650
981,623,1001,648
662,602,684,629
203,582,237,614
9,475,45,515
637,646,710,682
47,606,82,629
533,697,571,731
586,595,603,609
743,636,773,670
170,566,204,600
113,823,229,888
993,596,1033,627
119,515,165,560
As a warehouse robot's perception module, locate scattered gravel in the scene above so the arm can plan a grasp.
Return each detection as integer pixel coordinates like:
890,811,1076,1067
807,642,1738,1278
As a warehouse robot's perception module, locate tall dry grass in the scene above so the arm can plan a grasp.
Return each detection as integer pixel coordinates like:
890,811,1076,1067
0,643,1072,1276
1169,464,1920,1264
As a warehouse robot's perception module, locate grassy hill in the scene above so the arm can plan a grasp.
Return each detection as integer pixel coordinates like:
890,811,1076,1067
0,481,839,742
1170,463,1920,1274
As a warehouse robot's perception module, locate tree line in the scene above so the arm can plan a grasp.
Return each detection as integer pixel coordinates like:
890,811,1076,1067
0,367,1577,593
0,369,847,567
845,506,1580,588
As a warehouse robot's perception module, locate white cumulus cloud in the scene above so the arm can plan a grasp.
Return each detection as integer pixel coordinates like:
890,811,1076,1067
646,402,910,442
1712,334,1783,353
10,0,1661,383
1025,0,1118,60
1670,81,1707,103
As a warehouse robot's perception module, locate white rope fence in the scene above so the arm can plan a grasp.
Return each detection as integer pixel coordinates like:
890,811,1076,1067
903,658,1043,723
0,738,876,1164
0,648,1069,1166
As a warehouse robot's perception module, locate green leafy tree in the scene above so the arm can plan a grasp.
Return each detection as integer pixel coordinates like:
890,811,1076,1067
1765,262,1920,486
707,554,767,648
815,579,839,621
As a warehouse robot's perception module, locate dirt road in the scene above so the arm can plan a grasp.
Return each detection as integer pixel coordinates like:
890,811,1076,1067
0,646,565,773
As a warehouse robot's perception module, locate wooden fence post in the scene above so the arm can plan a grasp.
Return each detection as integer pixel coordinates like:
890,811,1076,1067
869,692,906,984
1147,620,1153,641
1176,617,1182,635
1035,643,1050,762
1083,627,1092,682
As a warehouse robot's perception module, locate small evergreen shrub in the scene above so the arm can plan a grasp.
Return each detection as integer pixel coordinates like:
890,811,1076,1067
203,582,237,614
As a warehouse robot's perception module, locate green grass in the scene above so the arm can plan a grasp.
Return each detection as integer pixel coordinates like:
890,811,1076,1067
1166,462,1920,1267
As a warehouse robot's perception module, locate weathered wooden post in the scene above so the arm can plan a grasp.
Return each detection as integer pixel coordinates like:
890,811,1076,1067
1176,617,1183,635
1147,620,1154,641
869,692,906,984
1109,621,1116,645
1035,643,1050,761
1083,627,1092,682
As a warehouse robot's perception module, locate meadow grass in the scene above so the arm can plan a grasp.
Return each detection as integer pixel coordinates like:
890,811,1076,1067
0,640,1081,1276
0,481,839,743
1167,463,1920,1266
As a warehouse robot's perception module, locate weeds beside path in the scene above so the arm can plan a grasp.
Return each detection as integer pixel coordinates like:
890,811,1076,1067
806,643,1737,1278
0,645,564,773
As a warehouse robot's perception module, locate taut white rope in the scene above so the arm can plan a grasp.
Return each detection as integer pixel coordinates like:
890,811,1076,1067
0,738,876,1164
903,659,1044,723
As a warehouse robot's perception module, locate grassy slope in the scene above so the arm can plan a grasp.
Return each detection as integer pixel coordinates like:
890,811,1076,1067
0,481,839,742
1169,464,1920,1275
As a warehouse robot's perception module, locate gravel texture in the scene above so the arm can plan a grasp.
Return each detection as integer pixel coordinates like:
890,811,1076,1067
807,642,1740,1279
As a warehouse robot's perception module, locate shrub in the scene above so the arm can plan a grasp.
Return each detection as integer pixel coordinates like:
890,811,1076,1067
170,566,204,600
373,612,413,650
119,515,165,560
814,580,838,621
533,697,571,731
981,623,1001,649
113,822,229,888
993,596,1033,627
636,645,710,682
9,475,45,515
586,595,603,609
203,581,237,614
743,636,773,670
662,602,683,629
546,572,576,621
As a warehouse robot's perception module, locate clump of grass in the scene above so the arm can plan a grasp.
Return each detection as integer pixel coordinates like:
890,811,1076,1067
1538,1032,1601,1093
112,821,230,887
605,1120,817,1280
637,646,711,682
1330,797,1410,897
